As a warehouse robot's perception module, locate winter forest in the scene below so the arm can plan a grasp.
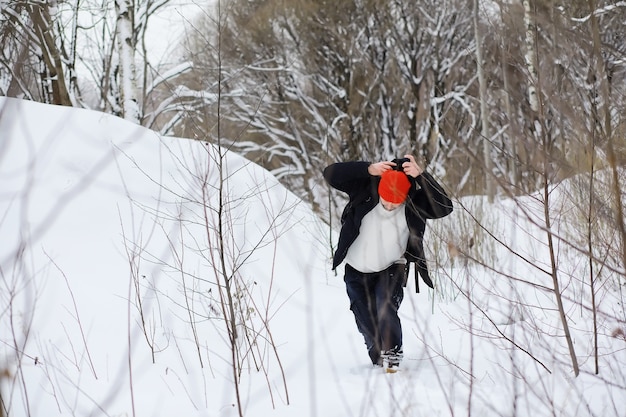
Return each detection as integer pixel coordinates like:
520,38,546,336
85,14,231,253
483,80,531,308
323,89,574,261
1,0,626,416
3,0,624,208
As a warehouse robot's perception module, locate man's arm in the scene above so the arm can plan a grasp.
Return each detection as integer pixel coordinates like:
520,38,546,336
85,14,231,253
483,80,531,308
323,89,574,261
323,161,372,193
411,172,454,219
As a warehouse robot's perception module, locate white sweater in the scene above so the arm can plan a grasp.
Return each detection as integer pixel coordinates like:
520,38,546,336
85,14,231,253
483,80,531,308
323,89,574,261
344,202,409,273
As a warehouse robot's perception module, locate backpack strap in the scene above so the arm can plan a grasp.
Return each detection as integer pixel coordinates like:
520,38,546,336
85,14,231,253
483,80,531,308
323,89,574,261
414,264,420,293
407,260,434,293
404,262,421,293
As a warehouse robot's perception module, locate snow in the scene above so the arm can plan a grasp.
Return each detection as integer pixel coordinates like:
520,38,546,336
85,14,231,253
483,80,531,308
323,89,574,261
1,97,625,417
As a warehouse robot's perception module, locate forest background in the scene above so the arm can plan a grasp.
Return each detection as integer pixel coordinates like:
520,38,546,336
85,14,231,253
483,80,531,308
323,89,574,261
2,0,625,219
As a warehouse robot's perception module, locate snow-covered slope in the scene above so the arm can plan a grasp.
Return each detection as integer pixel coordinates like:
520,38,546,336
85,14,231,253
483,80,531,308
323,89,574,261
0,97,624,417
0,97,334,416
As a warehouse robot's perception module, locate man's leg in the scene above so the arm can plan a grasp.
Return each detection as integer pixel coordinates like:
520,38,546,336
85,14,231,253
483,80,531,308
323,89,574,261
376,264,405,354
344,265,381,365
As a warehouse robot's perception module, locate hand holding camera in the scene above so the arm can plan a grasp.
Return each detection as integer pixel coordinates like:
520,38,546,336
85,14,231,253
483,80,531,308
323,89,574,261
392,155,423,178
368,155,423,177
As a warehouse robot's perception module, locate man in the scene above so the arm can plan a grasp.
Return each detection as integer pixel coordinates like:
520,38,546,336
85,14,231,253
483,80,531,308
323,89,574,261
323,155,453,372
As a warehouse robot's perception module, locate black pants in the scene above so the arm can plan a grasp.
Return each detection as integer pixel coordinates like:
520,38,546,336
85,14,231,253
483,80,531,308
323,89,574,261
344,263,406,365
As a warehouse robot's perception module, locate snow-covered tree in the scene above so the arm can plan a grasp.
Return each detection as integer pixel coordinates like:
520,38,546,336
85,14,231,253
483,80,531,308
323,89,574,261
0,0,180,125
166,0,478,217
0,0,74,105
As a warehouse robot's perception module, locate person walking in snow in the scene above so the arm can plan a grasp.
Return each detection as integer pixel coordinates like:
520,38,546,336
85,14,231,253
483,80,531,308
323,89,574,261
323,155,453,371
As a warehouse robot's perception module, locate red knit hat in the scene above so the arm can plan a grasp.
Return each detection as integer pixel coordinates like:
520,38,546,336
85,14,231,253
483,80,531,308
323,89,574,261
378,170,411,204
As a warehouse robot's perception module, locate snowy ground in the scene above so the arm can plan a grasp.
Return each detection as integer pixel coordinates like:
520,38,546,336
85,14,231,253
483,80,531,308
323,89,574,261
0,97,624,417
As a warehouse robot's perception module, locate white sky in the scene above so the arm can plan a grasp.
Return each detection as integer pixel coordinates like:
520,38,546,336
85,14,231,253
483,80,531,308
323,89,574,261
145,0,213,65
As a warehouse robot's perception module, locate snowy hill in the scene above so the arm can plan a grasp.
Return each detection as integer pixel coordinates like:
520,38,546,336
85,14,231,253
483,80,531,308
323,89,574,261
0,97,624,417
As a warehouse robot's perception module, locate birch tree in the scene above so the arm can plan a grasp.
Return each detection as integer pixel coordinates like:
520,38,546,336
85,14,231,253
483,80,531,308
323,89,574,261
115,0,140,123
0,0,178,125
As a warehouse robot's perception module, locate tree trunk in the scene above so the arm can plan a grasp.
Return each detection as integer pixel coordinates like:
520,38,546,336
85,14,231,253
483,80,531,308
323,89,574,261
115,0,141,123
474,0,493,201
28,3,72,106
522,0,539,114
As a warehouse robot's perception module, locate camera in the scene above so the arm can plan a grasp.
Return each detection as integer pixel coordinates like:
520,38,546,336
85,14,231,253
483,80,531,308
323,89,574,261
391,157,410,171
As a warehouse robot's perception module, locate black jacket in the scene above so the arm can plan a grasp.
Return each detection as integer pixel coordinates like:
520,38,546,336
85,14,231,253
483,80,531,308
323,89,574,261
324,161,453,291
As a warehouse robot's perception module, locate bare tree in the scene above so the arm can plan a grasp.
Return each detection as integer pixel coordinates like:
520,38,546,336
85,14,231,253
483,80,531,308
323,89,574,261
168,0,479,224
521,0,581,377
0,0,182,126
474,0,494,201
0,1,74,104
